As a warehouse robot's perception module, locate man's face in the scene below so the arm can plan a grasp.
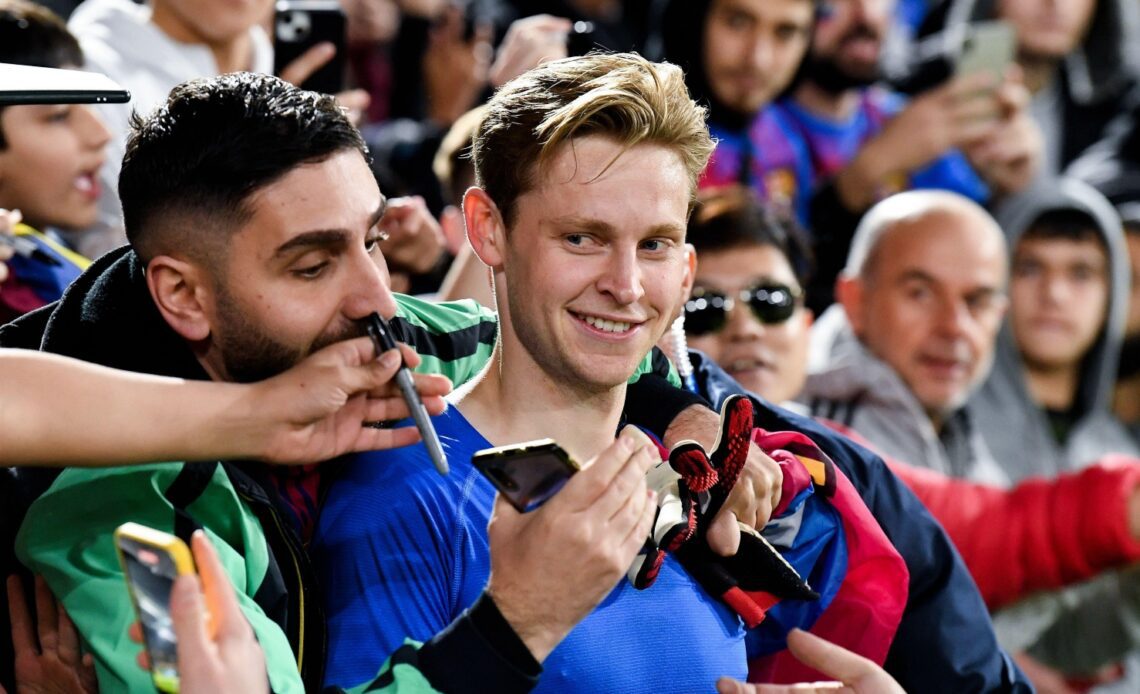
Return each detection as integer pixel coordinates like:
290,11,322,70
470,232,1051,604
154,0,273,45
998,0,1097,61
1010,232,1109,372
499,136,693,394
845,210,1007,419
0,103,108,231
702,0,814,115
204,149,397,383
686,244,812,402
805,0,893,90
1126,230,1140,339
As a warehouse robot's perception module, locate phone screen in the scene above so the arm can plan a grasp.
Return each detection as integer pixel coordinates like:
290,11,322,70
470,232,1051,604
474,440,579,513
118,536,185,692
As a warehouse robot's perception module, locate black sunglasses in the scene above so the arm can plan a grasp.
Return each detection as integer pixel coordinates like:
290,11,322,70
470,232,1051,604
683,283,803,336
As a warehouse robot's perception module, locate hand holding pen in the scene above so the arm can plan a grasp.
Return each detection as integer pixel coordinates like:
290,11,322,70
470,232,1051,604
366,312,451,474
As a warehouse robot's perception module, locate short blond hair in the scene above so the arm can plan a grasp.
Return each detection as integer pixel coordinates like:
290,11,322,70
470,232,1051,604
473,52,714,226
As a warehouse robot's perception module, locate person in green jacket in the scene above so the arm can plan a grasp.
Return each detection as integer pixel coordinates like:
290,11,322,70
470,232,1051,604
2,69,778,693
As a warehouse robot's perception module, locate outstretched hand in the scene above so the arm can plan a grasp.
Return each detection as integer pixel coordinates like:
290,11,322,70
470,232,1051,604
716,629,905,694
243,335,452,464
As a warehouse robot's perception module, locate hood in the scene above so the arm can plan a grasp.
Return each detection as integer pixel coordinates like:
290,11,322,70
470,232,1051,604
33,245,206,379
656,0,779,130
990,177,1129,416
942,0,1140,105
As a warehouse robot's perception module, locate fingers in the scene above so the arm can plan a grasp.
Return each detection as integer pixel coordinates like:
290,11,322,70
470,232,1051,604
56,602,81,665
334,89,371,124
278,42,335,86
191,531,250,642
557,427,653,512
784,628,878,684
33,574,59,654
6,575,34,653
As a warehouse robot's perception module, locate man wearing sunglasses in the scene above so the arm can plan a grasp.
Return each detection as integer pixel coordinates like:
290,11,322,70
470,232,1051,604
684,187,814,402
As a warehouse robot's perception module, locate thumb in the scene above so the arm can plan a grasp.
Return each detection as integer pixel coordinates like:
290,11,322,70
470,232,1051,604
279,42,334,86
169,573,211,673
706,509,741,557
716,677,755,694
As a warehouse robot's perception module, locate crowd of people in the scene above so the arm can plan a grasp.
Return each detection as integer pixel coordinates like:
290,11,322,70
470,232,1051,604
3,0,1140,692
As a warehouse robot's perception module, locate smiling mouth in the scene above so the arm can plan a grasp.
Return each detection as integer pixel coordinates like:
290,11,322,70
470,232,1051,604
572,311,637,334
728,358,772,373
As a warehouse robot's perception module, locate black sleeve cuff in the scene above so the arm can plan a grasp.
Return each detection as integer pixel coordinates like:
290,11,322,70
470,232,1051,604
625,372,710,440
417,591,541,693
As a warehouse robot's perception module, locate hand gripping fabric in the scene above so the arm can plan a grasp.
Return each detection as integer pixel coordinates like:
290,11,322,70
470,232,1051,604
672,395,819,627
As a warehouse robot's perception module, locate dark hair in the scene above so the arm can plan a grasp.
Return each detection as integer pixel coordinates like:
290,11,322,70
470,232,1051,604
119,72,367,263
0,0,84,148
1023,208,1105,248
688,185,815,287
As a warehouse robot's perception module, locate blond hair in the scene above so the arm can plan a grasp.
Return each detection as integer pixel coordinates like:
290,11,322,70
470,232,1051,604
473,52,714,226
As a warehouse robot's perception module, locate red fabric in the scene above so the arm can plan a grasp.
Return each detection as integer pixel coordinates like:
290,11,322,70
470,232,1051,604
748,429,909,683
824,421,1140,610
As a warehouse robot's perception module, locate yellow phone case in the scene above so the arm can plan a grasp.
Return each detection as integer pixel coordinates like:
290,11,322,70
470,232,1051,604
114,523,195,693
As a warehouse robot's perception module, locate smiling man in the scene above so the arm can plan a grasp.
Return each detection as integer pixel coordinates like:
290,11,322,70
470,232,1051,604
2,70,716,694
311,53,761,692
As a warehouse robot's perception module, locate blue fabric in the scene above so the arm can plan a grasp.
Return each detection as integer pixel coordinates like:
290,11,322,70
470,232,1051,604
314,406,749,692
773,89,990,212
703,107,817,227
749,495,848,658
691,351,1033,694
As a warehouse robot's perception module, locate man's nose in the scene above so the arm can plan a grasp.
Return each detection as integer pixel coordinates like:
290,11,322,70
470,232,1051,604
343,250,398,321
597,247,644,305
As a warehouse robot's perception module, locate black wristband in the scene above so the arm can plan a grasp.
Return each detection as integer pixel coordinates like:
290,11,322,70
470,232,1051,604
417,591,541,693
625,372,709,440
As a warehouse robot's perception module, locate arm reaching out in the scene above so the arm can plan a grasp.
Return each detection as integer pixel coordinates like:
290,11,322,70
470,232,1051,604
0,337,452,466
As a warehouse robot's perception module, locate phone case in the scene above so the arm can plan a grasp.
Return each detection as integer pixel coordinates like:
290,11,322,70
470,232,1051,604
274,1,347,94
114,523,195,693
955,21,1015,81
473,439,580,513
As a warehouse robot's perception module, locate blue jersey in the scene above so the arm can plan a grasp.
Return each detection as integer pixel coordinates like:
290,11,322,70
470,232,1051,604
702,107,816,226
314,405,748,692
773,88,990,212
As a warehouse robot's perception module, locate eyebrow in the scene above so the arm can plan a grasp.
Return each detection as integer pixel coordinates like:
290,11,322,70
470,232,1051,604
550,215,686,238
272,200,387,259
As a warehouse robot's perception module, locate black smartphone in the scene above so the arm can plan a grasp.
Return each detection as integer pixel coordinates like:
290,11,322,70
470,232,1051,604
473,439,580,512
114,523,196,693
274,0,347,94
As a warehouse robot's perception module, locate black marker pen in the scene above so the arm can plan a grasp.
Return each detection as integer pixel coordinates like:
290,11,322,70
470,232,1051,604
0,234,61,266
366,312,449,475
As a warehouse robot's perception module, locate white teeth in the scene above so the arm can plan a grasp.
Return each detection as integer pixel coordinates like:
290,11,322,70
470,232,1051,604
583,315,632,333
75,174,93,192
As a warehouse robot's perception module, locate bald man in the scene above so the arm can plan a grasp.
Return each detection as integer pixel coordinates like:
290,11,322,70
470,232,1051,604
800,190,1011,483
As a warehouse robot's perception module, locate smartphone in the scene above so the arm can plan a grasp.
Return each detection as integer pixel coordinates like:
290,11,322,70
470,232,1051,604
954,21,1015,82
114,523,195,694
274,0,347,94
0,63,130,105
473,439,580,513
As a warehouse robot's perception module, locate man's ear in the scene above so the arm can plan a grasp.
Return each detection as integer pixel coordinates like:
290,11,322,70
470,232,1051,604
835,274,864,335
462,187,508,270
145,255,214,342
681,243,697,300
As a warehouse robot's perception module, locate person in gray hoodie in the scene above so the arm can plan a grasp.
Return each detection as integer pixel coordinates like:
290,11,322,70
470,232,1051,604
802,187,1140,690
972,177,1139,477
801,189,1011,484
